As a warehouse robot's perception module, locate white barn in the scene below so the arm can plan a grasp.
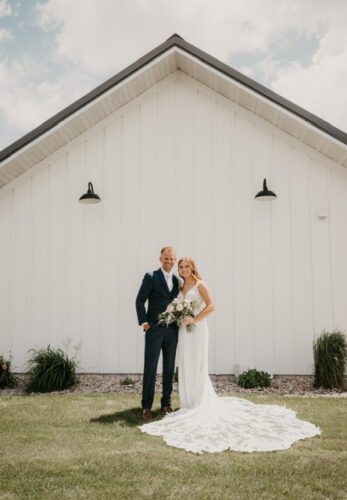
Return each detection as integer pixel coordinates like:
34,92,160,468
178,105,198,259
1,34,346,376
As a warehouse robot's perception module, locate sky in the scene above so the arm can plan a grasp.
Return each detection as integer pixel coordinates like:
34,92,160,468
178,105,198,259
0,0,346,151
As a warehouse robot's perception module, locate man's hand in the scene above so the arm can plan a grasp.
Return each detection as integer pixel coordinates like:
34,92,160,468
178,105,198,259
143,323,151,331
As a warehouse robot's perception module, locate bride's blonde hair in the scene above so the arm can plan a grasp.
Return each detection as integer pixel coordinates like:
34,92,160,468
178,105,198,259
178,257,202,282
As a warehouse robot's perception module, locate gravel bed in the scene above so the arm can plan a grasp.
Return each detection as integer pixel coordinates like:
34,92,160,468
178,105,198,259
1,373,346,397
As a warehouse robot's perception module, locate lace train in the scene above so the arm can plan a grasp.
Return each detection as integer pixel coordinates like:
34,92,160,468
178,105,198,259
138,394,321,454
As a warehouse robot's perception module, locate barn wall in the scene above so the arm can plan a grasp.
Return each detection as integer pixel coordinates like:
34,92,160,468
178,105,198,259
1,71,347,374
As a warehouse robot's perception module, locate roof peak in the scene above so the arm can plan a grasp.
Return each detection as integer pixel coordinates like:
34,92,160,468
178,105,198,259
0,33,346,167
166,33,185,41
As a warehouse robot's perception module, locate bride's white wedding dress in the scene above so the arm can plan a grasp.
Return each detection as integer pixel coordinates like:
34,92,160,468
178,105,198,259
138,282,321,454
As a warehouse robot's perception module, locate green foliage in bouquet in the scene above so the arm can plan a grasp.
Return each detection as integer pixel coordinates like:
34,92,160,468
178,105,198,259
158,298,199,332
0,352,17,389
313,330,347,390
26,345,78,393
238,368,271,389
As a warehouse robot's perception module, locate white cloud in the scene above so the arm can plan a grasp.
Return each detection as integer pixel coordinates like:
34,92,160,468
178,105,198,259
33,0,347,131
0,27,11,41
266,16,347,130
0,56,94,137
35,0,344,74
0,0,346,150
0,0,11,17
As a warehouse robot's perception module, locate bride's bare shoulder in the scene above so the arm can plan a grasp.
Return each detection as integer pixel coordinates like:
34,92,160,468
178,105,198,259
196,280,207,290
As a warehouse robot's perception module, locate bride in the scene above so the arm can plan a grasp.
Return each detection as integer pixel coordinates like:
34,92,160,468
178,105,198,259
138,257,321,454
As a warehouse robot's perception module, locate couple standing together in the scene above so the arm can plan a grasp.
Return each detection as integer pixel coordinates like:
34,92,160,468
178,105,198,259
135,247,321,454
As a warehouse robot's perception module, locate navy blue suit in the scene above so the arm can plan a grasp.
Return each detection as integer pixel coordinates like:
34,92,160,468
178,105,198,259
136,268,179,409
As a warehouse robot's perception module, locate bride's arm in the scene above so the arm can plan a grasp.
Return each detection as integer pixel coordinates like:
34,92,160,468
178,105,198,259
184,281,215,324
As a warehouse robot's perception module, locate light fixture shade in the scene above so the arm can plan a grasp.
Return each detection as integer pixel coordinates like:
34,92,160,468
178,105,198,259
255,178,277,201
79,182,101,204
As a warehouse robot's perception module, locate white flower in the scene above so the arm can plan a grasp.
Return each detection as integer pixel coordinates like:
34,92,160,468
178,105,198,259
176,303,183,311
167,305,174,313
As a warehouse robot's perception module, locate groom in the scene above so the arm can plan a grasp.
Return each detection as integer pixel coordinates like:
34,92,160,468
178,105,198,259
135,246,179,420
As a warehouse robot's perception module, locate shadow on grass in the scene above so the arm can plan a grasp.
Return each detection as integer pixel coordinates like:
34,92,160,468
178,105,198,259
90,407,165,427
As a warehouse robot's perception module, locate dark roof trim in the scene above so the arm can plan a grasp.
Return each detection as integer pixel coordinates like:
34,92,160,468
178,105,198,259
174,36,347,145
1,33,346,164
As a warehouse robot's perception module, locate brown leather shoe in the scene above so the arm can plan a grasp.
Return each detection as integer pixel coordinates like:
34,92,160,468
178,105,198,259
142,409,153,420
161,406,173,414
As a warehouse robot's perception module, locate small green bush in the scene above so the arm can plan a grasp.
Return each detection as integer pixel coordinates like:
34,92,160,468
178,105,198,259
238,368,271,389
26,345,78,393
0,352,17,389
313,330,347,390
120,376,135,386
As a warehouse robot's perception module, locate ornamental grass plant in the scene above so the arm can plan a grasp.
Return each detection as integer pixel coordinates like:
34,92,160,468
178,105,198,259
26,345,78,393
0,352,17,389
313,330,347,390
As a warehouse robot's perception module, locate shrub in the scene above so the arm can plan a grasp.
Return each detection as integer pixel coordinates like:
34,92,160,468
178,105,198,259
313,330,347,390
26,345,78,393
238,368,271,389
120,376,135,386
0,352,17,389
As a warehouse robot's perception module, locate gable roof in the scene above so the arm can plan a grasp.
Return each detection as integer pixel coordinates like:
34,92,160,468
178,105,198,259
0,33,346,188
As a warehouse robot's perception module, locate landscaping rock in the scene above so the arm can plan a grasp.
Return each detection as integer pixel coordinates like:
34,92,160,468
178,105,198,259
1,373,346,397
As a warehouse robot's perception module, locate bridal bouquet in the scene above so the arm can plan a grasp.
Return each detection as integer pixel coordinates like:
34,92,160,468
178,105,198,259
158,298,199,332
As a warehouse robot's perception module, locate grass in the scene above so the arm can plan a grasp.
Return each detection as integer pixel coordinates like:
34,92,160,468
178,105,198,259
0,392,346,499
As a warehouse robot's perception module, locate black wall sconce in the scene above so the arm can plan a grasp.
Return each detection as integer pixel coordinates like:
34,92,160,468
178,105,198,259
255,178,277,201
79,182,101,204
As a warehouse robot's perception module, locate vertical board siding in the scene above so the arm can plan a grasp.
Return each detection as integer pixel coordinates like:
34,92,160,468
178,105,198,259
272,138,295,374
0,192,13,359
309,160,335,338
195,90,216,372
233,112,255,372
176,81,195,256
214,101,235,373
65,143,85,362
12,182,31,368
252,124,275,373
81,130,104,371
47,154,68,352
291,149,315,373
330,171,347,331
101,118,122,373
119,106,140,373
157,81,177,247
0,73,346,374
29,168,50,351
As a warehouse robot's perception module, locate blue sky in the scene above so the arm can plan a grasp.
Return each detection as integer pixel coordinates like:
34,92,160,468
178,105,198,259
0,0,346,151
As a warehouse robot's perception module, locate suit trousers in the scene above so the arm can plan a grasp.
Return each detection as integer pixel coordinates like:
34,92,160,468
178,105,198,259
141,324,178,409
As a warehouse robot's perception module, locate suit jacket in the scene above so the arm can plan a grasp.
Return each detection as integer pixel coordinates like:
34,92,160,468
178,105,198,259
135,268,179,327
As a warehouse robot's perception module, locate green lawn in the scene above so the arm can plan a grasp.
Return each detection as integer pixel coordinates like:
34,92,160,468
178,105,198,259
0,393,346,499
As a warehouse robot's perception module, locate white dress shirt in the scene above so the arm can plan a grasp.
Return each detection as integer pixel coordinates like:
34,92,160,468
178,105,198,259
161,267,173,291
